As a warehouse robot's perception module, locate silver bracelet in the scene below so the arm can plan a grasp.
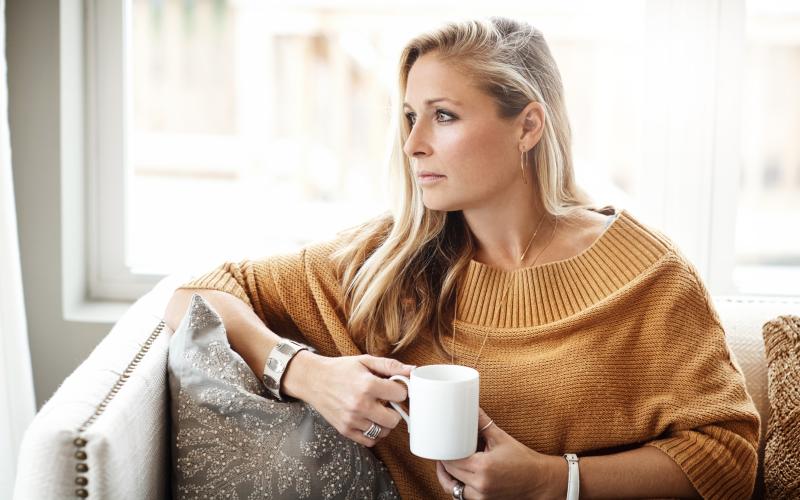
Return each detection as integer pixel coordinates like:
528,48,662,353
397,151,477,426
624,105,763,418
563,453,580,500
261,339,315,401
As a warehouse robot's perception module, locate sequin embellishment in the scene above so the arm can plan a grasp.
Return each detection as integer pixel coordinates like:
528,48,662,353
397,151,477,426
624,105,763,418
168,294,399,499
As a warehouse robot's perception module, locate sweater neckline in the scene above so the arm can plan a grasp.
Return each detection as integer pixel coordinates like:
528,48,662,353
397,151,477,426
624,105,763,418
467,206,621,274
455,207,671,330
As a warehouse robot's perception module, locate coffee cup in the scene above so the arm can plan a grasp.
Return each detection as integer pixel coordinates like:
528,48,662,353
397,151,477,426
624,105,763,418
389,364,479,460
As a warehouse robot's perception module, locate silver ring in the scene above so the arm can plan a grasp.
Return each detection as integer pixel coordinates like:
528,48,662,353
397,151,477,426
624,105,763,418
363,422,382,440
452,481,465,500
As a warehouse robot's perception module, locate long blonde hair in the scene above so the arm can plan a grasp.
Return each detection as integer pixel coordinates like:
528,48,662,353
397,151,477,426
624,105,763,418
331,16,594,357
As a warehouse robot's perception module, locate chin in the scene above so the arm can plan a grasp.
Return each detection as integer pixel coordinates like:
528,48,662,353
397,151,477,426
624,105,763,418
421,196,459,213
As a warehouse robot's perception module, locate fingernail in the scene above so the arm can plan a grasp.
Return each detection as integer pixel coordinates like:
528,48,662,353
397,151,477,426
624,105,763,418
406,364,417,369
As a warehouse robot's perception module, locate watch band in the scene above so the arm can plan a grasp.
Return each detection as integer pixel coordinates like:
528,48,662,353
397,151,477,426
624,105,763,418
262,339,314,401
563,453,580,500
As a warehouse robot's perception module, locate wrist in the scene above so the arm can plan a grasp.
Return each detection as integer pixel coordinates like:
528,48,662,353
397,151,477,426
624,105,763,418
545,453,569,500
281,349,322,400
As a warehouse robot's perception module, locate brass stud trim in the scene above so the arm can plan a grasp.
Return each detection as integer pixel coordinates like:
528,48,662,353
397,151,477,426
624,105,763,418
72,320,166,498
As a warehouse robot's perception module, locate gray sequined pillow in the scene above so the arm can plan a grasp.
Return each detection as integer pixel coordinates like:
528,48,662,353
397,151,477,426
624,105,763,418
167,293,400,499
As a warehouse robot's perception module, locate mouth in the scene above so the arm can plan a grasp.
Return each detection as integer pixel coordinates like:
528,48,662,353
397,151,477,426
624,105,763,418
417,174,446,185
416,170,446,179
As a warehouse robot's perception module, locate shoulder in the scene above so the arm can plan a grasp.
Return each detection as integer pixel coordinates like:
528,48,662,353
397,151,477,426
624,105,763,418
302,212,394,274
547,205,660,264
563,207,614,247
603,206,677,258
611,209,716,308
571,205,705,286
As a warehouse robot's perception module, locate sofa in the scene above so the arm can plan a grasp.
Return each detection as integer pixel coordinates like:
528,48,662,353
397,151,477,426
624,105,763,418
12,274,799,499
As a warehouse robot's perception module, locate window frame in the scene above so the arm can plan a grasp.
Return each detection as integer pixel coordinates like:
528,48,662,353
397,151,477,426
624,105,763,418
86,0,161,301
81,0,796,302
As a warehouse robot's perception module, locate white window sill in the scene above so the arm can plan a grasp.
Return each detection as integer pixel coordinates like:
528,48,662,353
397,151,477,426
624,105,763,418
64,299,134,325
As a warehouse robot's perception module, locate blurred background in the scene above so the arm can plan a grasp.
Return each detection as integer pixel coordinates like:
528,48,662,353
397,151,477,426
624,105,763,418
5,0,800,410
125,0,799,290
3,1,799,493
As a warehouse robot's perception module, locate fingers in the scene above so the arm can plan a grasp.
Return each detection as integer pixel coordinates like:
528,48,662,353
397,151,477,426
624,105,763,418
477,406,500,448
351,399,404,447
436,461,478,498
356,357,413,403
368,376,410,403
346,425,384,448
366,400,403,430
342,398,404,448
348,418,394,448
436,460,455,487
352,396,403,429
356,417,391,439
358,355,415,379
441,457,477,475
328,355,415,448
477,406,491,426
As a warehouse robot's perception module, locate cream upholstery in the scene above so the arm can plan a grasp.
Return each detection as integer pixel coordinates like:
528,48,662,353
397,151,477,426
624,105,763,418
12,276,798,499
13,275,186,500
714,296,800,500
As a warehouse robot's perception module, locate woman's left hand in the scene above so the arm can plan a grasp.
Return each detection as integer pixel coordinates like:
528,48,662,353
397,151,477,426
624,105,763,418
436,407,560,500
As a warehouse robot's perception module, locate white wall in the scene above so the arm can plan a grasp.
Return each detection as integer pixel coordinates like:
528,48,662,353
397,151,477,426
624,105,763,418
7,0,114,408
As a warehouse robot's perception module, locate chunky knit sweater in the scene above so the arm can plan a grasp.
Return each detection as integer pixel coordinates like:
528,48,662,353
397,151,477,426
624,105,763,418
178,208,760,500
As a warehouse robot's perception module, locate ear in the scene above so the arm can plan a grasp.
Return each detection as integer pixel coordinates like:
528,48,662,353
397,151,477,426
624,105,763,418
518,101,545,150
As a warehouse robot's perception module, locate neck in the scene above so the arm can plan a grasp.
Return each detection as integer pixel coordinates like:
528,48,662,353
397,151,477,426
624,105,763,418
462,191,551,271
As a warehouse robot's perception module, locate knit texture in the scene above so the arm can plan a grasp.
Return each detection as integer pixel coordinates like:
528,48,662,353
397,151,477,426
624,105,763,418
178,208,760,500
762,315,800,498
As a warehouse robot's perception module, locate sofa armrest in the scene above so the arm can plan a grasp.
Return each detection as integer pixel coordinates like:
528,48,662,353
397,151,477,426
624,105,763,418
713,295,800,500
13,274,190,500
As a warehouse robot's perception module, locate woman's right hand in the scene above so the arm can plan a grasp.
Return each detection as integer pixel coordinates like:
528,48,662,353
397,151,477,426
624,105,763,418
285,353,415,447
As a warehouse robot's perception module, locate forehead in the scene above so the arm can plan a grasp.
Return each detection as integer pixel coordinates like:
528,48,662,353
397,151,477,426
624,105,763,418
403,53,483,108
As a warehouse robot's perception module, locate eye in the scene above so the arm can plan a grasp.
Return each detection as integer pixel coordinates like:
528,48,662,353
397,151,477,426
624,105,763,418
404,109,456,127
435,109,456,122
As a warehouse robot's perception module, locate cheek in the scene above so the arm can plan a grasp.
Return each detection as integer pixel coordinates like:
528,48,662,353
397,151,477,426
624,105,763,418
442,127,513,185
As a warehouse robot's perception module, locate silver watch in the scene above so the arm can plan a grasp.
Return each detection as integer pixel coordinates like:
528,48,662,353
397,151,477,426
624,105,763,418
262,339,315,401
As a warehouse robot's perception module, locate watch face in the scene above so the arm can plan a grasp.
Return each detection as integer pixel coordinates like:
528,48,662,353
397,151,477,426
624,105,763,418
276,342,297,356
267,357,285,374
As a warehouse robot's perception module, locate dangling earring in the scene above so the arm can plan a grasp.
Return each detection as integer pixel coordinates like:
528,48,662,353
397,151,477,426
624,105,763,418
520,149,528,184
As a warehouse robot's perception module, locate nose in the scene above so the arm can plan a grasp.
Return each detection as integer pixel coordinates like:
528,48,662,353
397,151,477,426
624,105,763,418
402,120,431,161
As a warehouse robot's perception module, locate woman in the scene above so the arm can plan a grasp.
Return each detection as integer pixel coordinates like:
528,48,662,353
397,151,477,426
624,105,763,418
165,17,759,500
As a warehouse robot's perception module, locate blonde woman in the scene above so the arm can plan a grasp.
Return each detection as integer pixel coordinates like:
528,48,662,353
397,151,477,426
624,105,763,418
165,17,759,500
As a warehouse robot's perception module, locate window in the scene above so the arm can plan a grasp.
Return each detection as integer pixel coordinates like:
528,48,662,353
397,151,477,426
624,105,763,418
734,1,800,295
83,0,800,301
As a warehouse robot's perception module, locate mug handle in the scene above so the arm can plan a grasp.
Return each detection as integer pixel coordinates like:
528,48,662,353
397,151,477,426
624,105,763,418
388,375,410,426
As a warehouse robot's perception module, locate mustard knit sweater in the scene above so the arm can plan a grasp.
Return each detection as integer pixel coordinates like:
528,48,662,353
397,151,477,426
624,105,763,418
178,208,760,500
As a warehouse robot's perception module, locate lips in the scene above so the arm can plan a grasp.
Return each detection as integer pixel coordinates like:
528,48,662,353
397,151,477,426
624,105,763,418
416,170,446,178
416,171,447,186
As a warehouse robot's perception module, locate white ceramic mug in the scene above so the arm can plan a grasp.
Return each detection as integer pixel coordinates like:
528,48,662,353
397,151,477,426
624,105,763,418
389,364,479,460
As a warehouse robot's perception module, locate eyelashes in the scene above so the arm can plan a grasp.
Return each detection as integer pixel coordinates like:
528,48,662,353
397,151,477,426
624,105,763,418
405,109,457,127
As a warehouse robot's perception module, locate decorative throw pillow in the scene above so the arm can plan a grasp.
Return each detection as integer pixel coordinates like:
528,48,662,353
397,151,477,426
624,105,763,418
762,314,800,498
167,293,400,499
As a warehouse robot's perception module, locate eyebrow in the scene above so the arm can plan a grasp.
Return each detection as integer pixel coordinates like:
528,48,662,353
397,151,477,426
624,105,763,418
402,98,462,110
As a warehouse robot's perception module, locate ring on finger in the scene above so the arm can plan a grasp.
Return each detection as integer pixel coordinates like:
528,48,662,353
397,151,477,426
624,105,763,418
363,422,382,440
452,480,465,500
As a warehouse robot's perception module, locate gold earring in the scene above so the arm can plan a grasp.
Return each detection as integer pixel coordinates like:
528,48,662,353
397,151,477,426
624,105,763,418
520,149,528,184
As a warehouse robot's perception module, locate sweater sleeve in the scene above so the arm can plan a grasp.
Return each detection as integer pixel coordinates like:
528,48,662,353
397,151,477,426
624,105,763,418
644,423,758,500
641,254,761,500
176,248,309,342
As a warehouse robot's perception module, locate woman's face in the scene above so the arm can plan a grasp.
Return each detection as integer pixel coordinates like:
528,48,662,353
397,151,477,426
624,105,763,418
402,53,530,212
